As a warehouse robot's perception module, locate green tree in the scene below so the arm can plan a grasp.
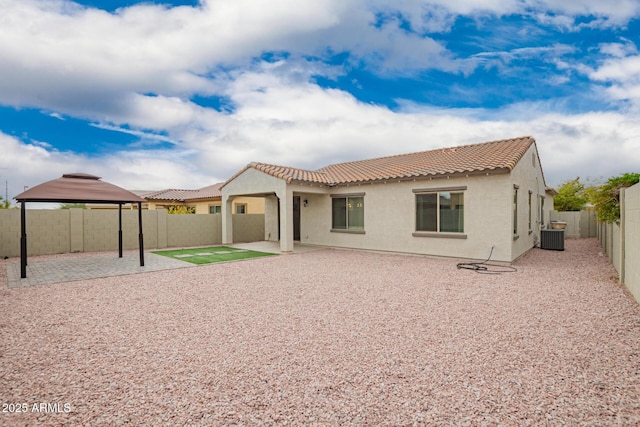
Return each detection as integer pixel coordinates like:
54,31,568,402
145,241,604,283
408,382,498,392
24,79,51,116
0,197,10,209
554,177,588,211
167,205,195,214
588,172,640,224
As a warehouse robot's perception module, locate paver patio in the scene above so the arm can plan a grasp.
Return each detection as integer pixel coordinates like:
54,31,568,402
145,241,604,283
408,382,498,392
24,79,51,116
5,251,192,288
1,238,639,426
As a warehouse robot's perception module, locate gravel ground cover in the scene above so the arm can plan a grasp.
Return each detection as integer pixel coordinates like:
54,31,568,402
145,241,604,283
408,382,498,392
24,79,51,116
1,238,639,426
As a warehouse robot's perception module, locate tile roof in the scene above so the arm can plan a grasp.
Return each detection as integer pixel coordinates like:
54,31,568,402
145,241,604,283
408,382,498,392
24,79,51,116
228,136,536,187
142,183,223,201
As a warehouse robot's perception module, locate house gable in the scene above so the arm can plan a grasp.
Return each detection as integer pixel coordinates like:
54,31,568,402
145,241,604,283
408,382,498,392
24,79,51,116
222,166,289,197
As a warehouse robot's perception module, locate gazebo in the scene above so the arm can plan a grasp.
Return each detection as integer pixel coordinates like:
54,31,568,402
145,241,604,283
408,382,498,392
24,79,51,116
14,173,146,279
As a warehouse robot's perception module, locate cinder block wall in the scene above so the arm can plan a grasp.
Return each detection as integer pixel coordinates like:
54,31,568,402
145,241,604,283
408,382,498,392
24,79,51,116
234,214,266,243
166,213,220,248
0,209,71,257
549,210,581,238
0,209,21,257
596,183,640,306
0,209,266,258
623,184,640,304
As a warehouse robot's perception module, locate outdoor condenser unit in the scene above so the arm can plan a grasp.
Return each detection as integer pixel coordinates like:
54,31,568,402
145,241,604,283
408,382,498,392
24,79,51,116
540,229,565,251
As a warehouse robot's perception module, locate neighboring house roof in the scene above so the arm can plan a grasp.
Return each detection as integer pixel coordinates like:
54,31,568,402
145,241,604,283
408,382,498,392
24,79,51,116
224,136,537,188
143,183,223,202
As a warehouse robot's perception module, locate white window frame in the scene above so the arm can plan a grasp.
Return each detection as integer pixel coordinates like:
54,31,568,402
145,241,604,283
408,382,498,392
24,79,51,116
412,186,466,239
330,193,365,233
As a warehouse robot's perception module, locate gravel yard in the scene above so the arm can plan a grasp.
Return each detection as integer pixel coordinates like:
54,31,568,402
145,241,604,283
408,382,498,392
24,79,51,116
1,238,640,426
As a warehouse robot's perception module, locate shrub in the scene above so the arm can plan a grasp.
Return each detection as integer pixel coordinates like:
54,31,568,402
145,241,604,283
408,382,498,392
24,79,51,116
588,173,640,224
167,205,196,214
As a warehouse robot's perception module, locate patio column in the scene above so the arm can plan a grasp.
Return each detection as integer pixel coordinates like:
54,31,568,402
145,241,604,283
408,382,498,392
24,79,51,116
264,195,279,241
277,187,294,253
222,194,234,245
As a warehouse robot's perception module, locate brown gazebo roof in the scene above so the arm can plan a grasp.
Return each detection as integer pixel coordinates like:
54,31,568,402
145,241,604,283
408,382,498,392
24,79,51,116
15,173,145,203
14,173,146,279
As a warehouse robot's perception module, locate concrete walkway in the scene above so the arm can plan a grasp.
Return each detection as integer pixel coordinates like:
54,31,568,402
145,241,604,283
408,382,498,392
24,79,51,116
231,241,325,254
6,251,192,288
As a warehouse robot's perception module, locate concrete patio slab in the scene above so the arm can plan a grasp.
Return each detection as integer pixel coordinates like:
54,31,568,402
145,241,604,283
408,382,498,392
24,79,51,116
231,241,325,254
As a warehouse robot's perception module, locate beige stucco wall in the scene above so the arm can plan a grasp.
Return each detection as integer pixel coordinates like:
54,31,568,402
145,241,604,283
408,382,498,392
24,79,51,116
146,197,265,215
264,195,279,241
296,172,517,262
544,193,555,228
295,144,546,262
222,167,289,199
200,197,265,215
509,144,548,261
222,167,297,250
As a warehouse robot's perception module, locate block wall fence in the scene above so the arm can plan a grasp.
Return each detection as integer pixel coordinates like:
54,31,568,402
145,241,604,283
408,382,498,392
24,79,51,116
0,209,265,258
597,183,640,306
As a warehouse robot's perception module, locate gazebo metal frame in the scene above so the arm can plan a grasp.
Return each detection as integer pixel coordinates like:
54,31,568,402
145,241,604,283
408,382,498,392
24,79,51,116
14,173,146,279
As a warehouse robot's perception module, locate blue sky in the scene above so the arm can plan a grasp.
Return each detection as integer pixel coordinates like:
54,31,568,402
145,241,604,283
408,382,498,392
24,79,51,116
1,0,639,202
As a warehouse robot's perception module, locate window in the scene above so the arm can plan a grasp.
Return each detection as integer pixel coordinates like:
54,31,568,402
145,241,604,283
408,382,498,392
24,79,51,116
528,190,533,233
540,196,545,226
209,205,221,214
235,203,247,214
513,185,519,236
331,194,364,231
415,191,464,233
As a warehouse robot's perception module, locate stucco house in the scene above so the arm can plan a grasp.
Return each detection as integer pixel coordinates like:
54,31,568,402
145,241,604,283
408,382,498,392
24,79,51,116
143,183,265,214
221,136,551,262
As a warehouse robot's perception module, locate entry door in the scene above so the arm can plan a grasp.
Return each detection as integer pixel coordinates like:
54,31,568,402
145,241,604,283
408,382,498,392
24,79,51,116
293,196,301,241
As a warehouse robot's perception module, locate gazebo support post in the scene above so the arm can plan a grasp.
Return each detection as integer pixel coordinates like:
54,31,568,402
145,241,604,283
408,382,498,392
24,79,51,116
20,201,27,278
138,202,144,266
118,203,123,258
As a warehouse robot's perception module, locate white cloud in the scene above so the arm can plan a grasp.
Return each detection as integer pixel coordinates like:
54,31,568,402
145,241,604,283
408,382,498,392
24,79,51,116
0,131,215,201
591,55,640,81
536,0,640,27
6,65,638,197
1,0,637,121
598,39,638,58
381,0,640,30
586,41,640,104
1,0,639,199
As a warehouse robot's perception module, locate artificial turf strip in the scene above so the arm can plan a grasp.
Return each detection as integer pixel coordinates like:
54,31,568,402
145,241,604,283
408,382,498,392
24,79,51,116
152,246,276,265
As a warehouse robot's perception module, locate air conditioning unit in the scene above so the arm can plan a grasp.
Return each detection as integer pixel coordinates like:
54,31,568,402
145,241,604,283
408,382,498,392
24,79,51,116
540,229,564,251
